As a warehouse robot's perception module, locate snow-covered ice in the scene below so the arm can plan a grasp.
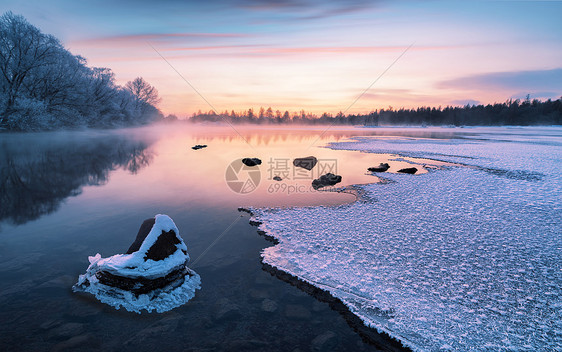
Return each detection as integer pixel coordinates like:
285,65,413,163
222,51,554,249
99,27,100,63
250,127,562,351
73,214,201,313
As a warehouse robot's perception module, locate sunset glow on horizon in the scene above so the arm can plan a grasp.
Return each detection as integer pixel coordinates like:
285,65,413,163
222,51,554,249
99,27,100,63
5,0,561,117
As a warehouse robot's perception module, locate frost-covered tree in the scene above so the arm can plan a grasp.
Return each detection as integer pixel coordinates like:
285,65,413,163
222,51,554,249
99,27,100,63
125,77,160,106
0,12,162,131
0,12,61,126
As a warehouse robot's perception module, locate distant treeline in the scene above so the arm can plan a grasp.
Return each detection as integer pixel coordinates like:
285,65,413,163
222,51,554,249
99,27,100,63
0,12,163,131
190,97,562,126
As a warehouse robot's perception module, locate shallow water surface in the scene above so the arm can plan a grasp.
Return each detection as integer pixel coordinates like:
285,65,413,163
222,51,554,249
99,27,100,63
0,124,460,351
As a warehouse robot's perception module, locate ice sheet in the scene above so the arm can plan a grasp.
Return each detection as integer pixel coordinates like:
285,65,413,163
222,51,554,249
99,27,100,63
250,127,562,351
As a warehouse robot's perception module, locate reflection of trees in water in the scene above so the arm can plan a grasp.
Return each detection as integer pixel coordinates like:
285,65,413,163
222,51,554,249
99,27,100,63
0,135,153,225
188,128,460,146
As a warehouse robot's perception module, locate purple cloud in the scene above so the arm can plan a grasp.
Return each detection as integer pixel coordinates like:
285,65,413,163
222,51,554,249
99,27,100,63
438,68,562,93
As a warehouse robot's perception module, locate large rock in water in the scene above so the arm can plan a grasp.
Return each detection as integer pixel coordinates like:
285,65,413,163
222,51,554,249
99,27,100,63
242,158,262,166
126,218,186,261
312,173,342,190
293,156,318,171
72,214,201,313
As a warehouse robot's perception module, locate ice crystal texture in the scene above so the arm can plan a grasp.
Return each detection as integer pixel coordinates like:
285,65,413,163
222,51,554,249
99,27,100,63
251,127,562,351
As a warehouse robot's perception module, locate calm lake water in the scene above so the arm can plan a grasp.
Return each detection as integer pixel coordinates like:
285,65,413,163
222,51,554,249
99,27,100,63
0,124,457,351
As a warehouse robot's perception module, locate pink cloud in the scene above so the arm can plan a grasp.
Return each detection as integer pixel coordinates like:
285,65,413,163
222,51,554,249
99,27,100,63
73,32,250,47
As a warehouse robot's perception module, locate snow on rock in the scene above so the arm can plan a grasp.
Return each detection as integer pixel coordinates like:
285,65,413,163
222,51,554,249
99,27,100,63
73,214,201,313
250,127,562,351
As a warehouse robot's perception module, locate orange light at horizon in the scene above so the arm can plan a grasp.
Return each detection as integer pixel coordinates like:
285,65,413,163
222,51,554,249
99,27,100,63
54,1,561,118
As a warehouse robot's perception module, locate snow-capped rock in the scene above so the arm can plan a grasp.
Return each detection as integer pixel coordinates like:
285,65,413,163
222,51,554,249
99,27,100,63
72,214,200,313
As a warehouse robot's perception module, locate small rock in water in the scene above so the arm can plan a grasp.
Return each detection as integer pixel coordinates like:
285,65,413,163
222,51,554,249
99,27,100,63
293,156,318,171
242,157,262,166
72,214,201,313
397,167,418,174
272,175,282,181
191,144,207,150
368,163,390,172
312,173,342,190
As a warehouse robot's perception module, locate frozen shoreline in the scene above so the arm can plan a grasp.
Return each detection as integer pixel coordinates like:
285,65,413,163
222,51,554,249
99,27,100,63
249,127,562,351
242,206,411,351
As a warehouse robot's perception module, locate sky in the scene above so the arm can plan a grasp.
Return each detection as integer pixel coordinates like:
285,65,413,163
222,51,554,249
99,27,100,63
2,0,561,117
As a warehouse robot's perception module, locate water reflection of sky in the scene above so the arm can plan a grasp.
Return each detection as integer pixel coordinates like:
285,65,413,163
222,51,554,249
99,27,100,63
0,125,458,227
77,125,452,210
0,125,462,351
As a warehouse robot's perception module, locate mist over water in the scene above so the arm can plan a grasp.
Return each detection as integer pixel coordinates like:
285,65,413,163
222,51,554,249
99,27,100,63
1,124,440,352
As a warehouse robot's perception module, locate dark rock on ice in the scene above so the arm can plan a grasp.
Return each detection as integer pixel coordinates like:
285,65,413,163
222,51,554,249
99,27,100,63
293,156,318,171
273,175,282,181
397,167,418,174
312,173,342,190
242,158,262,166
368,163,390,172
191,144,207,150
237,207,252,214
